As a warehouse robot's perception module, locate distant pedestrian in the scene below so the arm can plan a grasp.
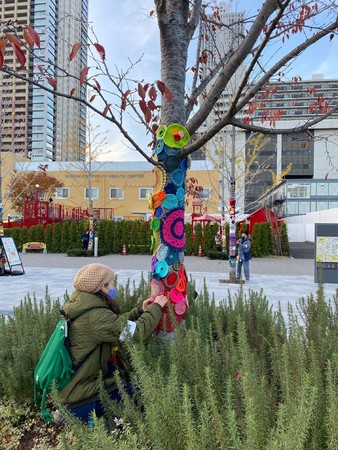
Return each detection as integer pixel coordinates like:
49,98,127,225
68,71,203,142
81,230,90,256
49,198,54,218
236,230,252,282
215,232,222,251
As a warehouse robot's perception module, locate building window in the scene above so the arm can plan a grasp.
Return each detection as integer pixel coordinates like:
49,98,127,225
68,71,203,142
298,183,310,198
329,183,338,196
139,188,153,199
84,188,99,200
286,202,298,215
317,183,329,196
55,188,70,199
287,183,310,199
109,188,124,200
298,201,310,214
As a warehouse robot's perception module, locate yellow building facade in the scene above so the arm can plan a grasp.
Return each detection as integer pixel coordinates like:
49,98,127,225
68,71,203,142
8,159,221,221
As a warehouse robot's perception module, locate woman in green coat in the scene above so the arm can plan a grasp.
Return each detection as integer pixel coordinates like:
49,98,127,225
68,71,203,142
59,263,167,423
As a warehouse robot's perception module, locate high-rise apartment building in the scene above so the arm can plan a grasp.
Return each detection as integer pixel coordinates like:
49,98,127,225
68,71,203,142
0,0,88,162
199,2,338,216
244,76,338,213
200,1,245,85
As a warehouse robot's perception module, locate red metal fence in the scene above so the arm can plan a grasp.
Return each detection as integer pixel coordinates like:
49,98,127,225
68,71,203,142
4,200,114,229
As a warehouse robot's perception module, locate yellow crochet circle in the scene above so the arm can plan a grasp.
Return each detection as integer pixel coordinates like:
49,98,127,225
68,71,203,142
146,192,153,210
152,231,161,255
153,166,166,194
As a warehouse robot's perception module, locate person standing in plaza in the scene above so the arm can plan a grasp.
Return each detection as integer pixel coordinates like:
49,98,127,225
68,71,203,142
236,230,252,282
215,232,222,251
81,230,90,256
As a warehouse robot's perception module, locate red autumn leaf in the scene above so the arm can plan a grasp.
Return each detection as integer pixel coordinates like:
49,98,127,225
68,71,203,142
6,33,21,48
147,100,156,111
144,106,152,123
10,43,26,66
138,82,146,100
123,89,131,99
69,43,82,61
149,85,157,101
149,10,154,16
70,88,75,96
35,64,44,74
93,78,101,92
93,43,106,61
24,25,40,48
235,372,243,381
329,33,334,42
89,94,96,102
156,80,165,95
79,66,90,85
324,173,329,180
46,76,57,89
121,98,127,111
102,103,111,117
139,99,147,115
0,40,7,69
164,86,173,103
121,90,131,111
23,28,34,48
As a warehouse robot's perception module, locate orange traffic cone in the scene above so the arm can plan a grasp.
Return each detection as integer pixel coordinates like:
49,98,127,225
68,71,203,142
122,243,127,256
198,245,202,257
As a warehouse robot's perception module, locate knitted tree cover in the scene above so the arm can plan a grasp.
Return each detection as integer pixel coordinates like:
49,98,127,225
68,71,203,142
150,124,190,332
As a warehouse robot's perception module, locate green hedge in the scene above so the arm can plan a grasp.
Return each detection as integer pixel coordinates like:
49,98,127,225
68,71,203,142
207,249,228,260
4,219,290,258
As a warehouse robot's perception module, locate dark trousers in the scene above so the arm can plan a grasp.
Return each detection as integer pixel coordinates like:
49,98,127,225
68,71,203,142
68,382,133,424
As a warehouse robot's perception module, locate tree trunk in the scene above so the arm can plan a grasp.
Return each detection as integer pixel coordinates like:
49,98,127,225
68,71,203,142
151,3,195,335
156,0,190,125
148,125,190,336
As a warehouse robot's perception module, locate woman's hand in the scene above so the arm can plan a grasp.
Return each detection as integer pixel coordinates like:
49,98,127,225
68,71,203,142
142,298,153,312
154,294,168,308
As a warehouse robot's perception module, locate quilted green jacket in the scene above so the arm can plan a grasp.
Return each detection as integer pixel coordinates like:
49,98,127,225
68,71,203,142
59,290,162,405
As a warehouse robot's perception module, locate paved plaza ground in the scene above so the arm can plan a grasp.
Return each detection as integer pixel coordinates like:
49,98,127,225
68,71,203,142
0,249,337,317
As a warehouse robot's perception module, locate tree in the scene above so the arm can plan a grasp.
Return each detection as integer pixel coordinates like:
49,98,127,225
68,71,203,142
7,171,63,214
204,132,291,278
63,110,109,211
1,1,338,329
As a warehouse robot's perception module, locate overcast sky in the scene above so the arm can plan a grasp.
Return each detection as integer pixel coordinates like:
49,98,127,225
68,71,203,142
88,0,338,162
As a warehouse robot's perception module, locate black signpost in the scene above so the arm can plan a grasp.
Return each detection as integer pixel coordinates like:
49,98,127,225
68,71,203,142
0,237,25,275
314,223,338,284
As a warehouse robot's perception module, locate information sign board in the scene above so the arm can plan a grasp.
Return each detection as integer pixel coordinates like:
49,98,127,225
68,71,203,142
315,223,338,283
0,237,25,275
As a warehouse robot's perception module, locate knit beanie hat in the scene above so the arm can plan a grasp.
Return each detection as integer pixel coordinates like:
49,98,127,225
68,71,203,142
73,263,115,293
